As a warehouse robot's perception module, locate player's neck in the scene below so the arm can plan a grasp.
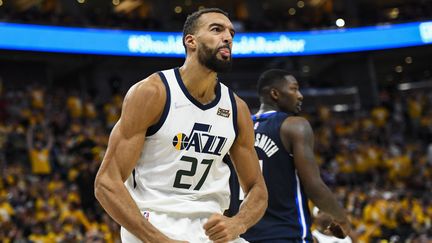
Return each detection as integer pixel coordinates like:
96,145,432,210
258,103,279,114
179,61,218,104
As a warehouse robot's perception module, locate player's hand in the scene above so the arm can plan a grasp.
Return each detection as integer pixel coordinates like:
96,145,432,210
325,221,351,239
203,213,245,243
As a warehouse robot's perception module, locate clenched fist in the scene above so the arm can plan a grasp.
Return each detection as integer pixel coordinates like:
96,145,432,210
326,221,351,239
203,214,245,243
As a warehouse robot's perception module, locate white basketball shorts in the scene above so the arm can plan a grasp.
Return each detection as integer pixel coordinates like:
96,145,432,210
120,210,249,243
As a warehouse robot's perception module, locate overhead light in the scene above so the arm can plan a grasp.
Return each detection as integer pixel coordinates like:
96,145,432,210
174,6,182,13
336,18,345,27
405,56,412,64
77,0,85,3
395,65,403,73
297,1,305,8
333,104,349,112
112,0,120,6
388,8,399,19
0,0,3,7
288,8,296,15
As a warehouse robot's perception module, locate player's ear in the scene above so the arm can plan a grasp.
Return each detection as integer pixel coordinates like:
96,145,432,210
184,34,197,51
270,88,279,100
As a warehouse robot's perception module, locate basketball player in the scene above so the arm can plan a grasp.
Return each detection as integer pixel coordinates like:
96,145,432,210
94,8,267,243
227,69,351,242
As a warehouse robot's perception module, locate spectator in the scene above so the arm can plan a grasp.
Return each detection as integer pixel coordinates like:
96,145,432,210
26,124,54,176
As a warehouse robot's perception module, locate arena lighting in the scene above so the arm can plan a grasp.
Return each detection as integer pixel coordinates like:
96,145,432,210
288,8,296,15
297,1,305,8
0,21,432,57
395,65,403,73
398,80,432,91
405,56,413,64
336,18,345,27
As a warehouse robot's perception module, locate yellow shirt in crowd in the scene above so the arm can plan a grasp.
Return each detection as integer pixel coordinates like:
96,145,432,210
30,148,51,175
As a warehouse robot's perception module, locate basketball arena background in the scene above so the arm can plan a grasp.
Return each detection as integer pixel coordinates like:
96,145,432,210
0,0,431,242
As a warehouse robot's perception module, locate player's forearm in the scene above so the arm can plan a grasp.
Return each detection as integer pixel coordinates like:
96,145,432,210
233,179,268,233
94,178,169,242
306,181,348,223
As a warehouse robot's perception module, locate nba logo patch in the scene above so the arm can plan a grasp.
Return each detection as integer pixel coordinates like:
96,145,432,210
217,108,230,118
143,211,150,220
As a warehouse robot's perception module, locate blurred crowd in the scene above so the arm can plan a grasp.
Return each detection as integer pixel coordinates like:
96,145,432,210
0,0,432,32
311,89,432,242
0,82,122,242
0,78,431,242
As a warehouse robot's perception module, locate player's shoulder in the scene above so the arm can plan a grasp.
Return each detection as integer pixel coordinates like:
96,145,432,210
284,115,310,125
122,72,167,112
281,115,313,136
130,72,165,97
124,73,167,104
120,72,167,131
230,92,249,112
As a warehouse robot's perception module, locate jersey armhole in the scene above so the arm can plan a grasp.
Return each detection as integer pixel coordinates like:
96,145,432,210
146,71,171,136
228,89,238,139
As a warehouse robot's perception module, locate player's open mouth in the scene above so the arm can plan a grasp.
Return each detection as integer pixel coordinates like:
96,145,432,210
219,47,231,58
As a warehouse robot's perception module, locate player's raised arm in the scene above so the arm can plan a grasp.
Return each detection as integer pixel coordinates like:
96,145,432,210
94,74,187,243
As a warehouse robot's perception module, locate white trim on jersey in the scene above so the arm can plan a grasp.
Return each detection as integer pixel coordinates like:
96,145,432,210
295,170,308,243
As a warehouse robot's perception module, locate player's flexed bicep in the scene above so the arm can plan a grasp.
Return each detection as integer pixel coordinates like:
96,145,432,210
204,96,267,243
103,82,163,181
95,75,186,243
229,97,265,199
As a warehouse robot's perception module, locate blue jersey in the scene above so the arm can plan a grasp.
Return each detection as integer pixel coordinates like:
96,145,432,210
227,111,312,242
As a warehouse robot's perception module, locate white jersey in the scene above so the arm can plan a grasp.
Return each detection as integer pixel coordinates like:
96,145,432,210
125,67,238,215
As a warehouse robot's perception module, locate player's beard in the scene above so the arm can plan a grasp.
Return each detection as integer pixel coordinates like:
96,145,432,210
198,43,232,73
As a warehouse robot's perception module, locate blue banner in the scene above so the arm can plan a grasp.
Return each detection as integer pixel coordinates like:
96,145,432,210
0,21,431,57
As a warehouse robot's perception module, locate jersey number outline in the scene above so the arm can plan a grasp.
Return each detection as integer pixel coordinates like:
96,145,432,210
173,155,214,190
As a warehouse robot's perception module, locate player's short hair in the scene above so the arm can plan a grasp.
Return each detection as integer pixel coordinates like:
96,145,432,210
257,69,294,96
182,8,229,52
